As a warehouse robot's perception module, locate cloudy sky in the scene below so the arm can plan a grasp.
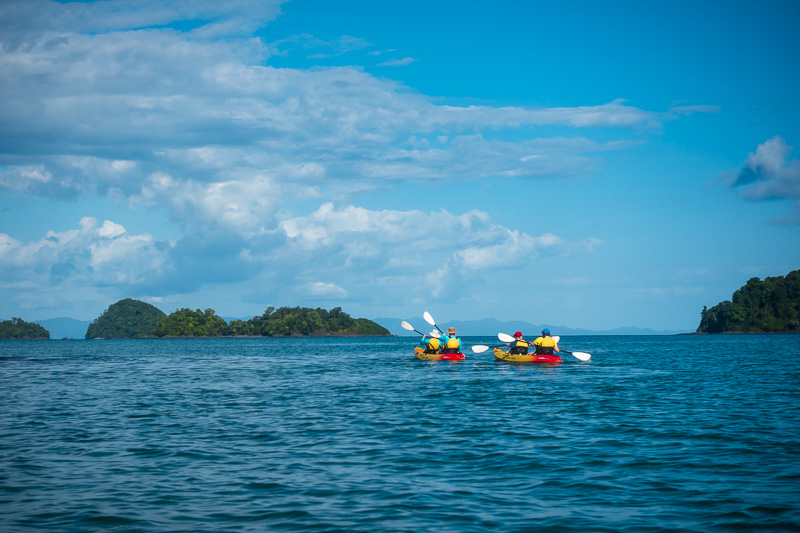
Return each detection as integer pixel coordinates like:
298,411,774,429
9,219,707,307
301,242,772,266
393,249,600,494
1,0,798,332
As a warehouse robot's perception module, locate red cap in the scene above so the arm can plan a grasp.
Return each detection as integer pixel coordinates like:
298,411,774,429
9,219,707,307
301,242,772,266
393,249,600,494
514,332,522,337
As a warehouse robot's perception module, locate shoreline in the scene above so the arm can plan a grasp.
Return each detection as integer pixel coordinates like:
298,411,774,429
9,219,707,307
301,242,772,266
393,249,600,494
678,330,800,335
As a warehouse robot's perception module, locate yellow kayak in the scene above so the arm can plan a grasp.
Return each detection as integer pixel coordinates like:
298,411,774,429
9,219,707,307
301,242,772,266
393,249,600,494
414,347,465,361
493,348,562,364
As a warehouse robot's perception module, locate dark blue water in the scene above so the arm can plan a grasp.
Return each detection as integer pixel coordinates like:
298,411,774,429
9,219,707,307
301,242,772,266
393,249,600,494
1,335,799,532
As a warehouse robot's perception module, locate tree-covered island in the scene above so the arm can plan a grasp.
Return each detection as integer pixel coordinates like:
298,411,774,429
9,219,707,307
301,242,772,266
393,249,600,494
0,318,50,339
86,298,168,339
86,299,390,338
697,269,800,333
153,306,389,337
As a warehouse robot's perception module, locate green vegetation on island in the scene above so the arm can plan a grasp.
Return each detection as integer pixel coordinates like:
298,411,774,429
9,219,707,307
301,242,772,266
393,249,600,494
85,298,390,338
86,298,168,339
153,308,230,337
0,318,50,339
244,306,389,337
153,305,389,337
697,269,800,333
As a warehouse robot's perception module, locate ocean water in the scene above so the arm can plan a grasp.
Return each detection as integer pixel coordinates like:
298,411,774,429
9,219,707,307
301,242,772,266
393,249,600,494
1,335,799,532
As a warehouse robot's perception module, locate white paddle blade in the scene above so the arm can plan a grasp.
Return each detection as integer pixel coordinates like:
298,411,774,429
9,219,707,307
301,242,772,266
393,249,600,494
471,345,490,353
571,351,591,361
423,311,436,326
552,336,560,343
400,321,415,331
497,332,515,343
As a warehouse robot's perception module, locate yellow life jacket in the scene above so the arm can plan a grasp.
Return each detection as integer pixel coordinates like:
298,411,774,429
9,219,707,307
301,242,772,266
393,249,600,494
511,338,529,354
427,338,441,351
445,336,460,349
534,336,556,355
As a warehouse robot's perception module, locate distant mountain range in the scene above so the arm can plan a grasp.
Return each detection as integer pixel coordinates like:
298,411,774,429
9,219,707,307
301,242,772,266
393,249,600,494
5,316,687,339
34,317,91,339
373,317,687,336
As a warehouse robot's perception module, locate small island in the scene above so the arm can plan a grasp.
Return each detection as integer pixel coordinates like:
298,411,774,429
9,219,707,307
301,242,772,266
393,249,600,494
87,298,167,339
0,318,50,339
697,269,800,333
85,299,390,338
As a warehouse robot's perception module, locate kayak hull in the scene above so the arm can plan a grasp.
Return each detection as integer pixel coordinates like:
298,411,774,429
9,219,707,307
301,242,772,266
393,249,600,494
493,348,562,363
415,347,465,361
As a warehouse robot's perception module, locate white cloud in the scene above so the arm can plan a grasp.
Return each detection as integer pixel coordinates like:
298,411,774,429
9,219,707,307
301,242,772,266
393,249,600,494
274,203,599,304
0,0,693,318
0,0,284,38
0,217,174,291
729,136,800,223
97,220,126,238
130,173,281,237
303,281,348,298
279,203,491,253
378,57,416,67
741,136,792,181
453,231,563,270
0,1,668,214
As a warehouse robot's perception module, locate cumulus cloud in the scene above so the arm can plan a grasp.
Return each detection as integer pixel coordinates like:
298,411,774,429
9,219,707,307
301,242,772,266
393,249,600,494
727,136,800,223
0,0,676,315
275,203,600,303
130,172,281,237
0,1,667,214
303,281,348,298
0,217,173,298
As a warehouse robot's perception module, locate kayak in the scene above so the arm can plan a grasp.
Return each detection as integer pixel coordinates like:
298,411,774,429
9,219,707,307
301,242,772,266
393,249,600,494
414,347,465,361
493,348,562,364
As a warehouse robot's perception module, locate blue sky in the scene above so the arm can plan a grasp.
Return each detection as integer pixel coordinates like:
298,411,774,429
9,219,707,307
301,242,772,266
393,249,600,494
1,0,798,332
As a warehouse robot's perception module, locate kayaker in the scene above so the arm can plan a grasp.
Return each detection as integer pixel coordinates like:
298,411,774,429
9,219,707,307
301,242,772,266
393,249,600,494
507,331,530,354
440,327,462,354
420,334,442,354
533,328,560,355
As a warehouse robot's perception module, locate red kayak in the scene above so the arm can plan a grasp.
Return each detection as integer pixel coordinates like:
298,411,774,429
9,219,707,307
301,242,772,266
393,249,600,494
493,348,562,364
414,347,465,361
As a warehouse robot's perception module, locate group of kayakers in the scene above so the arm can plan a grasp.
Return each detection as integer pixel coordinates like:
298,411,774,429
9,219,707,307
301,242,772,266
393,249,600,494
420,327,559,356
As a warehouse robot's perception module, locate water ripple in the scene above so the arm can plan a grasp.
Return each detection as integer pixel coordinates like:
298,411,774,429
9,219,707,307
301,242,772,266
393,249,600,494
0,336,799,532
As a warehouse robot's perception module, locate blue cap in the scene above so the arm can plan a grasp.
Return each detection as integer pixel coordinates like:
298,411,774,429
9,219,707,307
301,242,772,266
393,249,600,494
542,328,550,335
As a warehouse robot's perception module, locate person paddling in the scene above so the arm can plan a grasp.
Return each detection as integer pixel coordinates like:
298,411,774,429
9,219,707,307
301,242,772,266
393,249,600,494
532,328,560,355
507,331,530,354
420,333,442,354
440,327,462,354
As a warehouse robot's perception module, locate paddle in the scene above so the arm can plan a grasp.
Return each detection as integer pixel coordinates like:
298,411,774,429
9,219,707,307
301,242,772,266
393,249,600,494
423,311,445,334
401,320,439,337
497,332,591,361
471,344,507,354
472,334,560,354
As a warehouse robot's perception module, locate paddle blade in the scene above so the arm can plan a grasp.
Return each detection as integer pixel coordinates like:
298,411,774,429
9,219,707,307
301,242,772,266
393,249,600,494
570,351,591,361
552,335,560,343
400,321,415,331
471,345,490,354
423,311,436,326
497,332,515,343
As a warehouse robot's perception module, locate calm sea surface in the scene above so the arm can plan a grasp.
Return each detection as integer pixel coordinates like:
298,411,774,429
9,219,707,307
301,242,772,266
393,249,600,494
1,335,799,532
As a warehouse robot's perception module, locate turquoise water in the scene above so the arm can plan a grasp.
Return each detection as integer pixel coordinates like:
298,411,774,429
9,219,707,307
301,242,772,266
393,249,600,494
1,335,799,532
